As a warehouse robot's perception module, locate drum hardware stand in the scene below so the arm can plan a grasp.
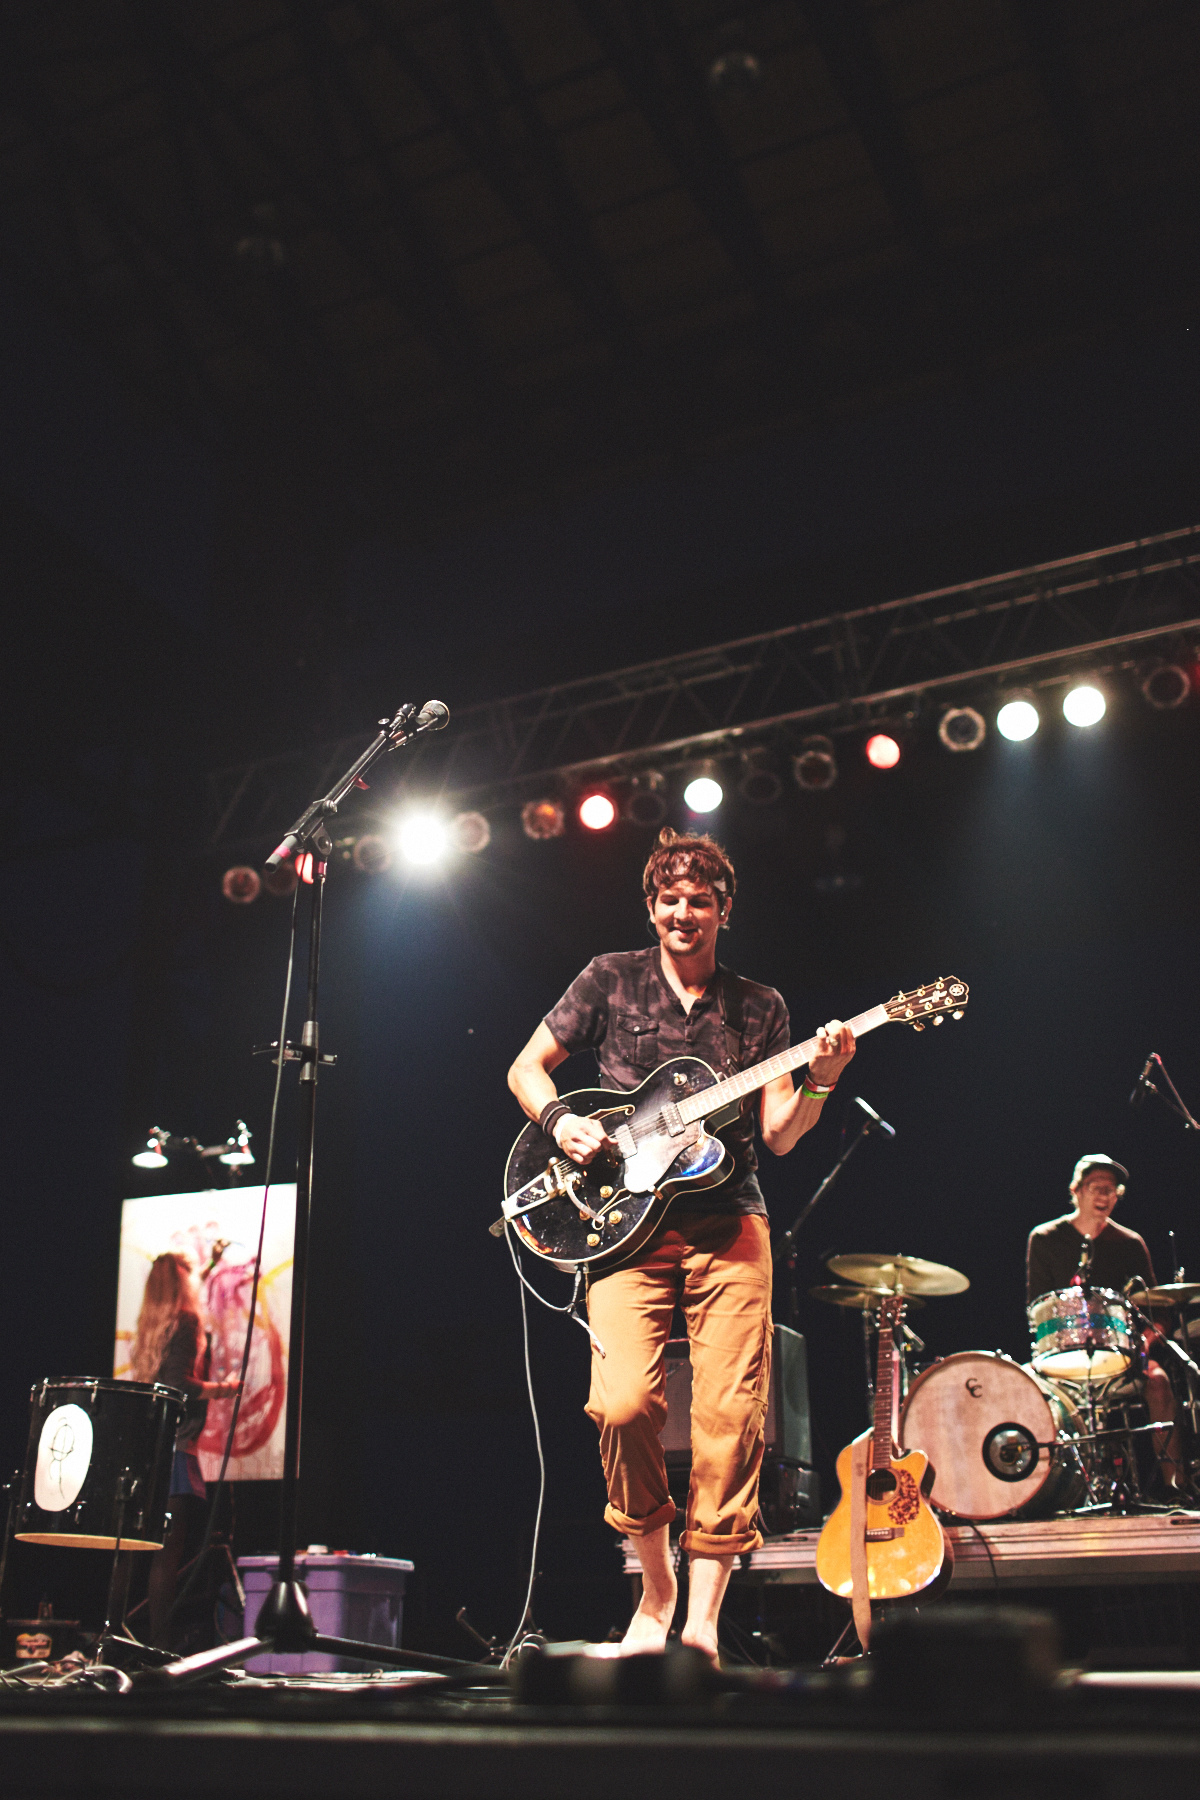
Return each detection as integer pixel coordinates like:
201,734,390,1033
133,704,491,1689
0,1469,19,1634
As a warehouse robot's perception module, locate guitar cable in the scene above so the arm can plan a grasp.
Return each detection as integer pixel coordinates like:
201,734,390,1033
499,1231,608,1667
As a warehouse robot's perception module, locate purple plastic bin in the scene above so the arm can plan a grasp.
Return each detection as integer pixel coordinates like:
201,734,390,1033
237,1553,414,1673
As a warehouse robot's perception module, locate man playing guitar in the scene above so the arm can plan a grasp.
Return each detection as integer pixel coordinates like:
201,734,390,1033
508,828,855,1660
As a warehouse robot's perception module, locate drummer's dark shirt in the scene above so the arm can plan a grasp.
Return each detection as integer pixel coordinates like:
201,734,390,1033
1026,1213,1155,1304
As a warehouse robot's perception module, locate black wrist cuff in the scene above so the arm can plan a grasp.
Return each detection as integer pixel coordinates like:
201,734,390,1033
539,1100,571,1139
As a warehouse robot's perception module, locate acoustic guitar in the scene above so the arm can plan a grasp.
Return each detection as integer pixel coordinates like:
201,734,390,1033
816,1292,946,1634
501,978,968,1273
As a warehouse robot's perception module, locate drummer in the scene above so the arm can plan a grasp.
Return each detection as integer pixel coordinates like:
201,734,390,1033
1027,1155,1181,1493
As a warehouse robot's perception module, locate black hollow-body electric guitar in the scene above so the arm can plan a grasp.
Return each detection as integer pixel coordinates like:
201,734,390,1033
502,978,968,1273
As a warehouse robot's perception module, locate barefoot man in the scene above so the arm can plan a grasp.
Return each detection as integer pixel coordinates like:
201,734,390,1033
508,828,855,1661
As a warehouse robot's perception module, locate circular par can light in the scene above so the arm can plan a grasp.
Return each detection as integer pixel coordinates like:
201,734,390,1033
1140,662,1192,710
683,775,723,813
996,696,1040,742
1062,683,1106,728
938,706,986,752
864,733,901,770
793,735,838,790
578,791,617,831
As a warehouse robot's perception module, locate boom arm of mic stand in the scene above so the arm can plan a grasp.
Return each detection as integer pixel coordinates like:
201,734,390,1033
773,1123,875,1328
265,705,436,866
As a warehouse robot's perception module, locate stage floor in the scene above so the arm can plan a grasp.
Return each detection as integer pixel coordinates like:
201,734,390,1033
624,1509,1200,1588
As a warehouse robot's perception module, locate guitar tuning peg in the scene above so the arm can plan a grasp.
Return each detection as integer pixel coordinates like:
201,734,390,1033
952,1009,964,1020
912,1021,925,1032
933,1015,944,1026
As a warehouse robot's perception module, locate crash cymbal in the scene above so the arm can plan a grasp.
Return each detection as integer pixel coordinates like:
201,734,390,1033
825,1252,970,1296
1128,1281,1200,1308
810,1284,926,1312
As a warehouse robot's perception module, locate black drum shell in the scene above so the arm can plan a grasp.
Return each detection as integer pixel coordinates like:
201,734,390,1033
15,1377,186,1551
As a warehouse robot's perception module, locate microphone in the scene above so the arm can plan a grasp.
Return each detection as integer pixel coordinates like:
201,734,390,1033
1129,1055,1157,1107
1077,1233,1094,1291
853,1095,896,1139
414,700,449,732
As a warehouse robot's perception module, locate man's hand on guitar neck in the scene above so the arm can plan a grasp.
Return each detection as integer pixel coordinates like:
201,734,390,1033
808,1019,857,1089
552,1112,616,1166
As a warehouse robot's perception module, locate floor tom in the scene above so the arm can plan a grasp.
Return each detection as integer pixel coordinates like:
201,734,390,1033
14,1377,186,1550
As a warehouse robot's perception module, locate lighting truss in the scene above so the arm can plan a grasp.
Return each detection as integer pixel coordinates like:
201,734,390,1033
207,526,1200,853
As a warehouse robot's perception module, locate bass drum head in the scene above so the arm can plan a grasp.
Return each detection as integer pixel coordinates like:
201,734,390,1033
900,1352,1080,1521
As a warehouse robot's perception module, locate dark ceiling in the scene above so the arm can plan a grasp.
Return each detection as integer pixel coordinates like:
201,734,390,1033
3,0,1197,540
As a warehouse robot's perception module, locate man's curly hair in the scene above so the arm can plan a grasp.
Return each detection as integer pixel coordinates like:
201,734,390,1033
642,827,736,901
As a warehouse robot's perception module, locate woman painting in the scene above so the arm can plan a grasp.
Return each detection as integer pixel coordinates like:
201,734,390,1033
130,1253,238,1645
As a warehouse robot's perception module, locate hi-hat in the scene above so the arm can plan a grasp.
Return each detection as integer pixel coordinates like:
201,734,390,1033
810,1285,926,1312
1129,1281,1200,1308
826,1253,969,1296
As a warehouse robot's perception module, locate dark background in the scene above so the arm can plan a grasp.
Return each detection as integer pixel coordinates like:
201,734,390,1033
1,0,1199,1655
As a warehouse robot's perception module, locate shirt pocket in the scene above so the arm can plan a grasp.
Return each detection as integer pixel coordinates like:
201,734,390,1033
614,1011,660,1071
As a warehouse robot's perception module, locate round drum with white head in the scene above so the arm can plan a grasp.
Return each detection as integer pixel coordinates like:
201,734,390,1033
900,1351,1082,1521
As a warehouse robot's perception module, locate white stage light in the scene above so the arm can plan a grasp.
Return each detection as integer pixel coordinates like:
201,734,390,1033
1062,683,1105,728
996,697,1040,741
398,813,450,865
683,774,723,813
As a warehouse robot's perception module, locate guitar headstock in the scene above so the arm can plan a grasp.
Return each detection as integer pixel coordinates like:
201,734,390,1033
885,977,968,1032
876,1292,905,1331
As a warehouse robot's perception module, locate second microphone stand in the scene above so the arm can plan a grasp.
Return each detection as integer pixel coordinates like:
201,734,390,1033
774,1106,888,1330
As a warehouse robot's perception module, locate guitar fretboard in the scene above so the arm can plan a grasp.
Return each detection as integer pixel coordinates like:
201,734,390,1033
872,1314,900,1468
676,1003,892,1125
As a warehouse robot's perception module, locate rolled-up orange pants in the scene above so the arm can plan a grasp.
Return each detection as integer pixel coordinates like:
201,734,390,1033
585,1211,773,1556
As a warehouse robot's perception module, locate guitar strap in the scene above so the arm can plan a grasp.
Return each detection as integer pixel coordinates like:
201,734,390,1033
717,966,746,1078
849,1430,873,1653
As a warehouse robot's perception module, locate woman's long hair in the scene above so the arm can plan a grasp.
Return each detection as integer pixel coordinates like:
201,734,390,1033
130,1252,200,1383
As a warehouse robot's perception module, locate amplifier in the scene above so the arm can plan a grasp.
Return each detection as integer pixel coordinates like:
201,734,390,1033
660,1324,813,1467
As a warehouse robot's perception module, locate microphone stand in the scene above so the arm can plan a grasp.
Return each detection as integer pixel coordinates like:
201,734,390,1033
773,1114,878,1330
138,705,494,1689
1136,1055,1200,1132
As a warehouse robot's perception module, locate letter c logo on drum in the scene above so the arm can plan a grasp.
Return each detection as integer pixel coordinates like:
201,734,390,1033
964,1378,984,1397
33,1405,93,1512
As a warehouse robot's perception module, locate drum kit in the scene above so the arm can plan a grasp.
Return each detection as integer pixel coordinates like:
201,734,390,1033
813,1255,1200,1521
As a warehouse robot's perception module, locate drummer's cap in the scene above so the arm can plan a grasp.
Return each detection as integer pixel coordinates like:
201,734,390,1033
1071,1153,1129,1189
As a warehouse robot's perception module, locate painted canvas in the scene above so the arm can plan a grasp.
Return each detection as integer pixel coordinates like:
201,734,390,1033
115,1186,295,1482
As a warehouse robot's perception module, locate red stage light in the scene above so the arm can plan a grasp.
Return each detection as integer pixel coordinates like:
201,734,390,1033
578,791,617,831
865,733,901,770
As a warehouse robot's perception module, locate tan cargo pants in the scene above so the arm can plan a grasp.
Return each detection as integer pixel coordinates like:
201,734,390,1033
585,1211,773,1556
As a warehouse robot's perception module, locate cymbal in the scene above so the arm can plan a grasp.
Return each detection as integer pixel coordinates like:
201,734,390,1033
1129,1281,1200,1308
810,1284,926,1312
826,1252,970,1296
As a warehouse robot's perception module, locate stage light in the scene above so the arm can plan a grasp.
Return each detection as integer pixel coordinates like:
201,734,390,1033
737,750,782,805
625,774,667,828
222,866,261,905
578,791,617,832
132,1129,170,1170
451,811,491,854
793,735,837,790
398,812,450,865
683,765,723,813
938,706,986,753
996,695,1040,741
1140,662,1192,710
1062,683,1105,728
263,859,299,898
352,834,392,874
865,733,901,770
522,798,566,840
218,1120,255,1168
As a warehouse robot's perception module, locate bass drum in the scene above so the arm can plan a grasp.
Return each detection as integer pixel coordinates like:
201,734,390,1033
899,1352,1084,1521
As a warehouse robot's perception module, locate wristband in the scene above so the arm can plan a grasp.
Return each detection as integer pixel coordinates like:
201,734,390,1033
539,1100,571,1139
801,1080,835,1100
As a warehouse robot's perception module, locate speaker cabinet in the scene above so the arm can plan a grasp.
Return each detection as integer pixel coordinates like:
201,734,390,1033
660,1324,813,1465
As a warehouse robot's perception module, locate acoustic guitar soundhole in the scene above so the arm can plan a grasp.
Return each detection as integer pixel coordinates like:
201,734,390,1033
865,1468,898,1502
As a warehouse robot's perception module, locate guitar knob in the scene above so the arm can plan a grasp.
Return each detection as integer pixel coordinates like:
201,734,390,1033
586,1233,600,1247
609,1211,623,1225
600,1186,613,1199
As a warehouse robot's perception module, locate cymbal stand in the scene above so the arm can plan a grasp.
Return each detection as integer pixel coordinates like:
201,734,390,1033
134,704,497,1691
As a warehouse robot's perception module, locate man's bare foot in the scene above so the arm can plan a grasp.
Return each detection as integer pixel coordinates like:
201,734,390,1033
621,1585,677,1653
680,1623,720,1668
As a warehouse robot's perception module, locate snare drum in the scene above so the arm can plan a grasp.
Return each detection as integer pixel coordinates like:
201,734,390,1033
900,1351,1084,1521
1028,1286,1133,1381
14,1378,186,1550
